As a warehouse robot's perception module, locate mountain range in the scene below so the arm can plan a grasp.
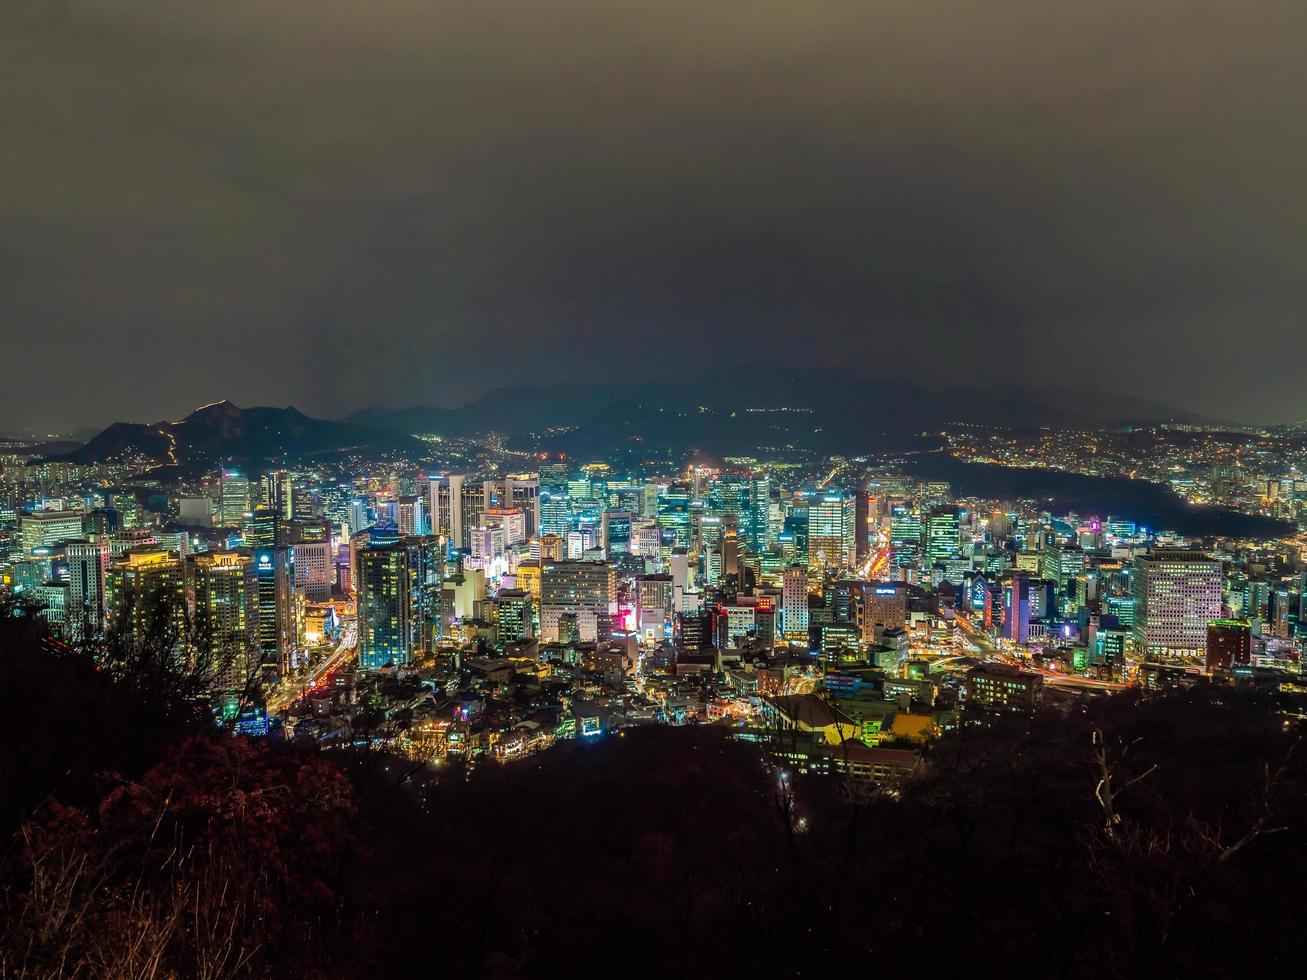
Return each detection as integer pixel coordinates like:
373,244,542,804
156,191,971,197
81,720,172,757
42,373,1212,471
47,401,423,473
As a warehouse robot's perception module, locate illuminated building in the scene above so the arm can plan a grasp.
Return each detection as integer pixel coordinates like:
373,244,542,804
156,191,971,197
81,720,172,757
1132,550,1222,662
397,495,424,536
191,551,256,690
64,539,109,642
923,507,960,570
248,507,282,549
20,508,85,553
487,476,540,538
460,480,486,549
427,474,464,545
219,470,250,527
516,559,542,600
484,507,527,547
254,546,301,675
889,511,921,569
1002,573,1031,644
260,470,294,519
807,491,855,574
635,573,672,642
539,488,571,537
601,509,633,557
494,589,534,643
966,664,1042,713
357,542,410,669
107,549,188,653
781,564,809,640
860,581,908,635
539,560,616,643
1206,619,1251,671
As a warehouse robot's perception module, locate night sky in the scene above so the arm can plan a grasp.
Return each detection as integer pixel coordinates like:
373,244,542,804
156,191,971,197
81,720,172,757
3,0,1305,434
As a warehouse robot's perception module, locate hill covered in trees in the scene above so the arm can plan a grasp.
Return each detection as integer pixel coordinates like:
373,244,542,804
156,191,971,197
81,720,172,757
2,604,1305,978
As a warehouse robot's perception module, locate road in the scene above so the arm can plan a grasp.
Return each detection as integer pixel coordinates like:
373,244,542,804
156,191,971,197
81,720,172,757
266,619,357,714
953,608,1129,691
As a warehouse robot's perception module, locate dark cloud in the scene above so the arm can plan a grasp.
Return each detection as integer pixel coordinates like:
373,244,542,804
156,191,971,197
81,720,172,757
2,0,1305,433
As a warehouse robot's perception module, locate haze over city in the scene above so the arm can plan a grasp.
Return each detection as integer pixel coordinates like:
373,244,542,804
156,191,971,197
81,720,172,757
4,0,1307,433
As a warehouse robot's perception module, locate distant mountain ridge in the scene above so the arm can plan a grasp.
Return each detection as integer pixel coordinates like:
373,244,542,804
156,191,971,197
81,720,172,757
48,401,423,472
348,370,1210,457
48,376,1211,471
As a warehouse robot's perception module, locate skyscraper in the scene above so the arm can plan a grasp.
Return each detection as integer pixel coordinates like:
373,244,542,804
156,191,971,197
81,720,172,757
254,547,300,675
1132,549,1223,662
219,470,251,527
191,551,256,691
539,560,616,642
357,542,411,670
807,491,855,574
63,538,109,642
782,564,809,640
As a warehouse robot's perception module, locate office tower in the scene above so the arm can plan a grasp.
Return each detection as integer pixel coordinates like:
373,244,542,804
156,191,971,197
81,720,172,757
260,471,294,519
427,474,464,543
516,559,542,600
488,476,540,538
484,507,527,547
890,511,922,569
781,564,809,640
106,549,188,653
1132,550,1223,662
397,495,424,536
635,573,672,642
1206,619,1252,672
357,543,411,670
459,480,485,550
924,507,961,570
248,507,282,549
290,539,333,602
494,589,535,643
1003,573,1032,644
807,491,855,574
348,499,370,537
657,484,692,549
191,551,256,690
601,509,633,558
539,560,616,642
749,471,771,551
63,539,110,642
20,508,85,553
405,534,443,654
254,547,300,675
861,581,908,634
219,471,251,527
539,488,571,537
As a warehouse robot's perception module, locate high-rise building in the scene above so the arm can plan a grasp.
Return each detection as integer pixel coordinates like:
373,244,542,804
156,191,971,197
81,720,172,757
539,560,616,642
63,539,109,642
494,589,535,643
20,508,85,554
782,564,809,640
356,536,442,670
924,507,961,570
191,551,256,691
254,547,301,675
1132,550,1223,662
397,495,424,536
1002,573,1031,644
807,491,855,574
219,471,251,527
1206,619,1252,672
106,549,188,653
357,543,411,670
